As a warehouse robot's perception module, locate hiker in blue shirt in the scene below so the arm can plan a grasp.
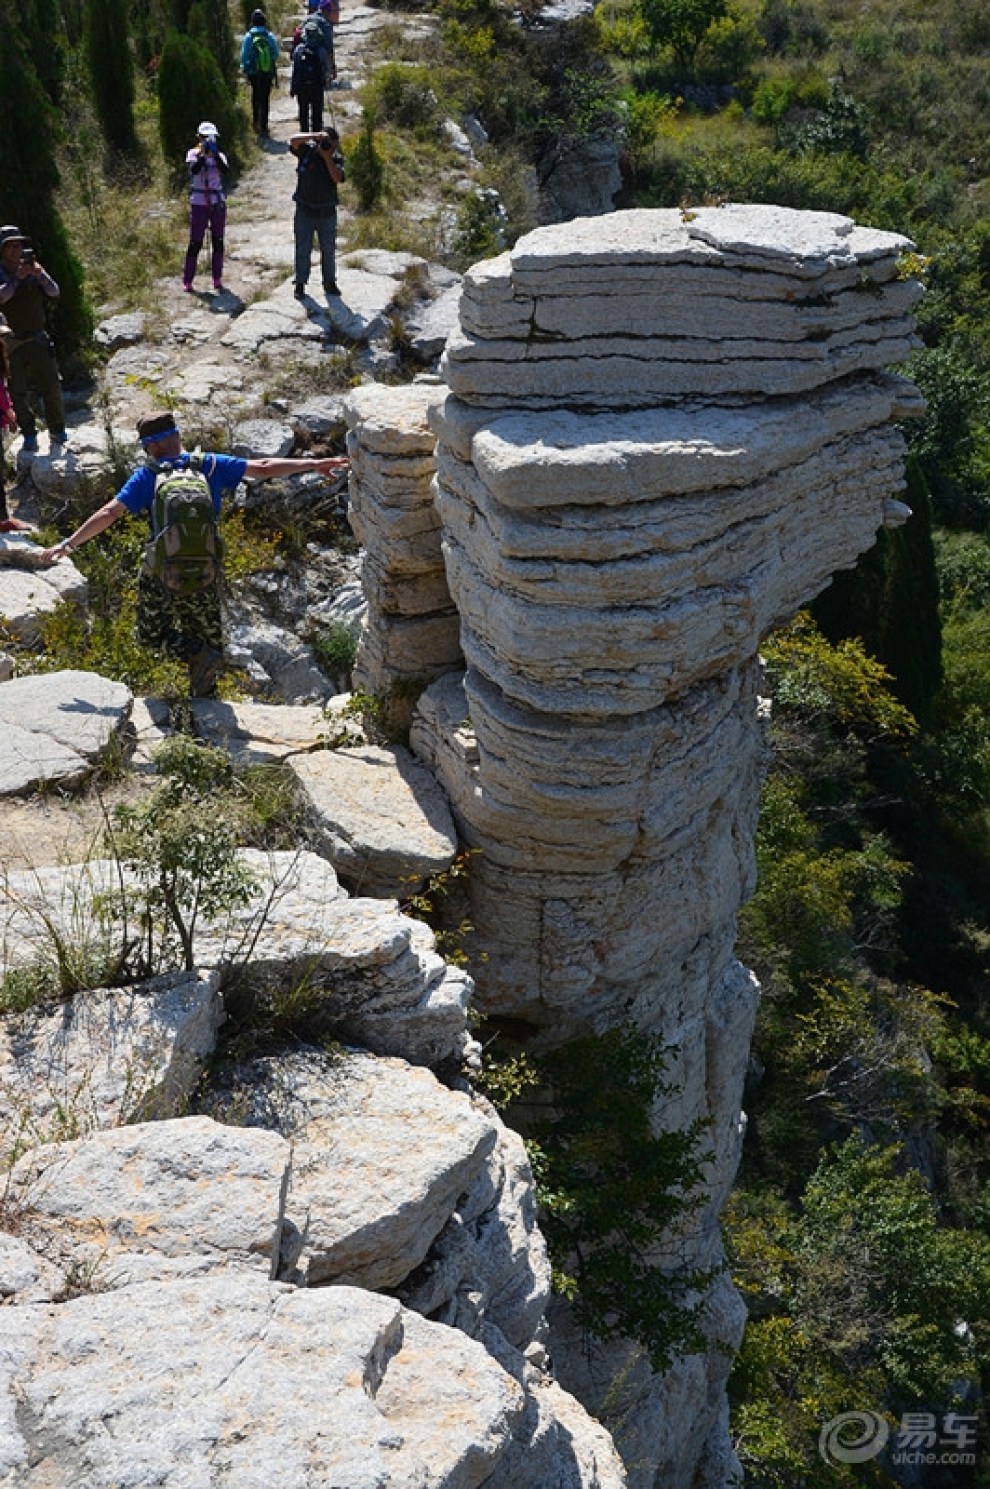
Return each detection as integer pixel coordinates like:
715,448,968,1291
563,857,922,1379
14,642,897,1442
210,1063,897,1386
240,9,282,137
40,410,348,695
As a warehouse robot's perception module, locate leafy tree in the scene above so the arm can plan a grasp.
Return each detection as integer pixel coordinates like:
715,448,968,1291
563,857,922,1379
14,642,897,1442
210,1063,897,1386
521,1029,713,1371
84,0,139,154
812,460,943,731
186,0,238,94
728,1140,990,1484
107,737,258,974
637,0,728,71
14,0,65,104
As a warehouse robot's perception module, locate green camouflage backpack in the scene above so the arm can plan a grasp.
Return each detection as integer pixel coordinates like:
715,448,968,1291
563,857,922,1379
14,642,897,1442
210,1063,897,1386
144,458,222,595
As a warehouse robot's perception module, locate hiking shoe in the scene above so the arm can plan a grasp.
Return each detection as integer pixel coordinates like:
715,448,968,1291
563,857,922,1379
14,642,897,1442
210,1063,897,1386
188,645,223,699
51,430,68,446
213,280,224,292
294,283,306,299
182,280,193,292
20,435,38,454
325,282,341,296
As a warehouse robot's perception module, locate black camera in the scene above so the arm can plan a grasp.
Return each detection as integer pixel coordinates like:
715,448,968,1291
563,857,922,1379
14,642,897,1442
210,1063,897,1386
21,247,35,264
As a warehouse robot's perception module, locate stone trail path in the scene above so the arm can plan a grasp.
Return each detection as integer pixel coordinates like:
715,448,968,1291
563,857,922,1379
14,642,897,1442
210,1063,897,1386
0,6,464,873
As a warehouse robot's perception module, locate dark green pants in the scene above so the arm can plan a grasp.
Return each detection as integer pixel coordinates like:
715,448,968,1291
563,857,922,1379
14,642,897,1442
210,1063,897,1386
9,335,65,438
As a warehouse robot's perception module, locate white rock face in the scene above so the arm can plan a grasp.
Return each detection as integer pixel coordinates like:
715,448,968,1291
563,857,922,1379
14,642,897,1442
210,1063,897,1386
0,1275,530,1489
442,205,920,407
0,536,88,645
343,381,463,693
0,1005,622,1489
290,741,459,895
0,849,475,1069
0,670,132,795
0,972,224,1155
408,205,926,1487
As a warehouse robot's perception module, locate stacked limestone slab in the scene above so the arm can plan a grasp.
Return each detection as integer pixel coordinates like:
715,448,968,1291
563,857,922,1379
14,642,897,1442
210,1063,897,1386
404,204,924,1489
442,204,922,407
343,382,462,695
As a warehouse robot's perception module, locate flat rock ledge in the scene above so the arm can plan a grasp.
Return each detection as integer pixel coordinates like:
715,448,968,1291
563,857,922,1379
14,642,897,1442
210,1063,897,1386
290,741,459,896
0,849,474,1069
0,669,133,795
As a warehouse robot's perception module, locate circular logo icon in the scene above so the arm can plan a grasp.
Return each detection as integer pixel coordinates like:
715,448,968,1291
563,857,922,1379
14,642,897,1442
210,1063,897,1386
819,1410,890,1466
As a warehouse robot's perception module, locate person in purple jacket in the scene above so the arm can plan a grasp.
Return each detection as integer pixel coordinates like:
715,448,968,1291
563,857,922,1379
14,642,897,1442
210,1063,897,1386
183,122,229,293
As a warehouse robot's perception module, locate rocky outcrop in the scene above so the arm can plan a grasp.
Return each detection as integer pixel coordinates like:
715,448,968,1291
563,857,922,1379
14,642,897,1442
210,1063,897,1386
289,742,459,895
0,849,474,1070
343,381,463,694
0,984,624,1489
409,204,925,1487
0,670,132,794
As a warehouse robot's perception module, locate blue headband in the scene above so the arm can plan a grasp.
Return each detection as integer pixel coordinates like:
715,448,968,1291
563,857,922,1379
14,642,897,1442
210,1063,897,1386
141,425,179,447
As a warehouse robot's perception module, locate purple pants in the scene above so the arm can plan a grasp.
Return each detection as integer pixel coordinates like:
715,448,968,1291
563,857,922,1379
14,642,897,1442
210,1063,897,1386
184,200,226,286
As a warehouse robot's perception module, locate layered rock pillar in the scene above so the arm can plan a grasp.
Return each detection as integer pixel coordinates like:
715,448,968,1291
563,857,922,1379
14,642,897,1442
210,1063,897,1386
343,381,463,696
401,205,924,1485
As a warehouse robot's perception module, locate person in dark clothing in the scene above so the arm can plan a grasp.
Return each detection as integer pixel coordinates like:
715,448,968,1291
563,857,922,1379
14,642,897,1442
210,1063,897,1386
290,129,345,300
0,225,67,454
0,315,33,529
290,36,326,131
240,9,281,136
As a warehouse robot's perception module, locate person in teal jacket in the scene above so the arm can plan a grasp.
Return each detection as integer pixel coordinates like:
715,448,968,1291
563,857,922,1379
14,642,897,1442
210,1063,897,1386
240,10,282,136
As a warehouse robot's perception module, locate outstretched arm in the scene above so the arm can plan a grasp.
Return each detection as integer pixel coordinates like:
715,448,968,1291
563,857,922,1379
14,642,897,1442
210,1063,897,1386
243,455,349,480
39,498,127,564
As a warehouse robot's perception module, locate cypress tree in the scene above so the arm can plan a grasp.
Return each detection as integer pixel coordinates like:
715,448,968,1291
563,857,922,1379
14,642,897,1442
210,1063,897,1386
157,26,242,173
85,0,139,154
187,0,238,93
13,0,65,104
811,458,943,730
0,19,90,352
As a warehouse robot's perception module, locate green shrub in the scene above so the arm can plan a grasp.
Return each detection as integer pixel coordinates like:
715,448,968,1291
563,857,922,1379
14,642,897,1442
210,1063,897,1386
347,111,386,211
311,621,358,676
364,62,443,133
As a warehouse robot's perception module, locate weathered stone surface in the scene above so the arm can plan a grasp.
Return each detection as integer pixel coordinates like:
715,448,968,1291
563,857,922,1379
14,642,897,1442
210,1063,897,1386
0,670,132,795
0,535,88,644
0,972,224,1156
0,1276,527,1488
398,1114,551,1351
536,133,622,225
230,416,296,457
344,381,461,693
205,1048,499,1291
290,742,458,895
405,283,463,361
442,205,919,407
0,850,474,1069
93,311,147,350
189,695,362,763
8,1116,290,1287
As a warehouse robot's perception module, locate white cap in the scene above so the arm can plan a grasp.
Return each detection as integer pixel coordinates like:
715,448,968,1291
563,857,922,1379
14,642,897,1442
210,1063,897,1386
197,121,219,137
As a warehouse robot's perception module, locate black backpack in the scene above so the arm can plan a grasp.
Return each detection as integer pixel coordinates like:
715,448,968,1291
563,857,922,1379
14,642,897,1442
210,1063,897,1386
294,42,324,88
